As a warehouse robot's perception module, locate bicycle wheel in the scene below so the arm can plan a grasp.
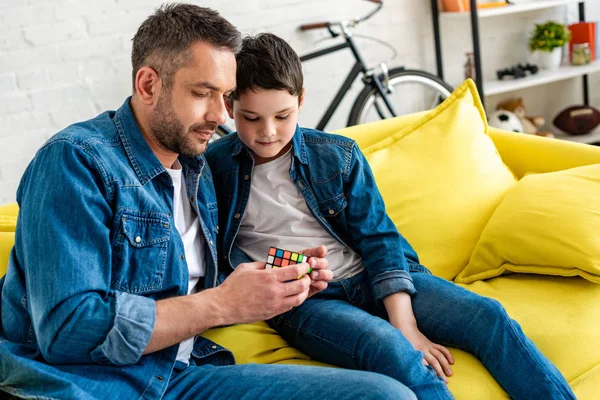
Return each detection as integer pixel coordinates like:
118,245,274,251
347,68,453,126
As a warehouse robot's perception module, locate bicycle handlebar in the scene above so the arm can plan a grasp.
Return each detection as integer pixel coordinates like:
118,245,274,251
298,0,383,33
299,22,329,31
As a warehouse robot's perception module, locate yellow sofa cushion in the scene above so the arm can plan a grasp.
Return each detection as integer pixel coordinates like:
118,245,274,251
456,164,600,284
359,79,517,279
202,322,331,367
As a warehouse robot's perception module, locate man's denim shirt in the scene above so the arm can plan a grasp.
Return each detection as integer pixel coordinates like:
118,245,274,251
0,99,234,400
205,126,429,303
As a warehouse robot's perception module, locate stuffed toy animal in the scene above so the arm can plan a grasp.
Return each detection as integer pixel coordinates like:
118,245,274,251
497,98,554,138
488,110,524,133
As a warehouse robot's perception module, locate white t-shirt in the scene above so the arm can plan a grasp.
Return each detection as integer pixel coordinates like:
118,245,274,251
166,161,206,364
236,150,364,281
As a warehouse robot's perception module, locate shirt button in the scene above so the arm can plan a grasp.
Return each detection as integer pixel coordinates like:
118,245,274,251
209,240,214,246
156,375,164,381
328,209,335,215
244,175,249,181
211,345,217,349
180,254,185,261
134,236,142,243
298,181,305,189
234,213,241,219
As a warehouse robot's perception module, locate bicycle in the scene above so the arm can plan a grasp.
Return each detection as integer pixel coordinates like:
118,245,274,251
213,0,453,139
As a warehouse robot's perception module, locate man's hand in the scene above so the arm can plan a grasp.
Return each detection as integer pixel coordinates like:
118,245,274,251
299,245,333,298
145,260,313,355
215,261,313,325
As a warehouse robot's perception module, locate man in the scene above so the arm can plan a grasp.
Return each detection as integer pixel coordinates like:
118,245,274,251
0,4,415,399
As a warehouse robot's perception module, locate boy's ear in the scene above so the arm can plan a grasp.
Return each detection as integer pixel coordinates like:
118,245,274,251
225,97,234,119
298,88,306,110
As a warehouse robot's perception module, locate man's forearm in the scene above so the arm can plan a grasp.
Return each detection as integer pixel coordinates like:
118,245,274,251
143,288,225,355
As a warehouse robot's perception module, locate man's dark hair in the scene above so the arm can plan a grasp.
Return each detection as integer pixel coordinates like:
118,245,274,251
131,3,241,91
231,33,303,102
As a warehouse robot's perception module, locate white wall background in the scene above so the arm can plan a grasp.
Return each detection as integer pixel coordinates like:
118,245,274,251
1,0,599,204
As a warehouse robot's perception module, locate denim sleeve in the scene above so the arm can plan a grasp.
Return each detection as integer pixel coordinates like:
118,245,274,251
16,140,155,366
344,144,416,300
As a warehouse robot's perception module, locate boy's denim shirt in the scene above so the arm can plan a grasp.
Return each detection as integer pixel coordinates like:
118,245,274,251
0,98,234,400
205,125,429,303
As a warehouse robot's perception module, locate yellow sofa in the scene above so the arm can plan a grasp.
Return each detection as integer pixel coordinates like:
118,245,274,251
2,113,600,398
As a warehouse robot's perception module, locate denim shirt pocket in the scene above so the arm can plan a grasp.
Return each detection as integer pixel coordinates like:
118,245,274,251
207,201,219,230
112,212,171,294
317,193,347,218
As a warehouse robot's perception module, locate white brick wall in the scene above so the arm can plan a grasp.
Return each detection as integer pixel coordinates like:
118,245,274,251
1,0,599,204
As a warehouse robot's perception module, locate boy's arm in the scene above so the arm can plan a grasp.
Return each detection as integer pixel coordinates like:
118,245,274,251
342,146,453,379
343,144,416,301
383,292,454,381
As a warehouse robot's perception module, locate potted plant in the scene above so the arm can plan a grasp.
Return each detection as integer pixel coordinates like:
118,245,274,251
529,21,570,70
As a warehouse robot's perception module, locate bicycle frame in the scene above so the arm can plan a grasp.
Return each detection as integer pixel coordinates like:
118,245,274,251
300,34,398,131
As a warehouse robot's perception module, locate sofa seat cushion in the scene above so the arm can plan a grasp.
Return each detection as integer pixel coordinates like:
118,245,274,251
204,274,600,399
459,274,600,399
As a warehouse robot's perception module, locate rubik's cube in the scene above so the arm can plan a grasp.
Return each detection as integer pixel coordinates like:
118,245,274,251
266,247,313,274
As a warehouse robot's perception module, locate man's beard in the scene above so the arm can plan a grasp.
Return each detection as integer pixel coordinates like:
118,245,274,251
148,91,217,157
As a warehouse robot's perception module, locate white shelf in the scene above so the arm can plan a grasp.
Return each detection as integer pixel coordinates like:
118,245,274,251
483,60,600,96
553,126,600,144
441,0,585,19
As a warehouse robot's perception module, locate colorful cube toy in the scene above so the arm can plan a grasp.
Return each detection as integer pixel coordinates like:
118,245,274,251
266,247,313,274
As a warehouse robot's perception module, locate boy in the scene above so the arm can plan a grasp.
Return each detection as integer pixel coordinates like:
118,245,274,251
205,33,575,399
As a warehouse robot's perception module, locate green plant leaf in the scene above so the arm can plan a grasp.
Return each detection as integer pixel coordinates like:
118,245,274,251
529,21,570,52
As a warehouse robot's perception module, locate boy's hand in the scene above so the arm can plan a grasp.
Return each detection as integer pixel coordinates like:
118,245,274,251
398,322,454,382
299,245,333,298
384,291,454,382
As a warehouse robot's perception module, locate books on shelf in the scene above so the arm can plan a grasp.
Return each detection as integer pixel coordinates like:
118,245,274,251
441,0,508,12
569,22,596,62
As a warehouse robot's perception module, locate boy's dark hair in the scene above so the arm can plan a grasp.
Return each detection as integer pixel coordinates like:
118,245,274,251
131,3,241,92
231,33,303,101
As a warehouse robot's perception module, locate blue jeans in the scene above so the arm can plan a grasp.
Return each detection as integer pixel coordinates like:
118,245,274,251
163,359,416,399
268,271,575,400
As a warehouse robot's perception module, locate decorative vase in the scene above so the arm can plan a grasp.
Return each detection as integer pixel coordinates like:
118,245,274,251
538,47,562,70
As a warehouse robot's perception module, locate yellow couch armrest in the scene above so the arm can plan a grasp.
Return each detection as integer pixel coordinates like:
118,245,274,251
489,128,600,179
0,203,17,277
0,232,14,276
0,203,19,217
